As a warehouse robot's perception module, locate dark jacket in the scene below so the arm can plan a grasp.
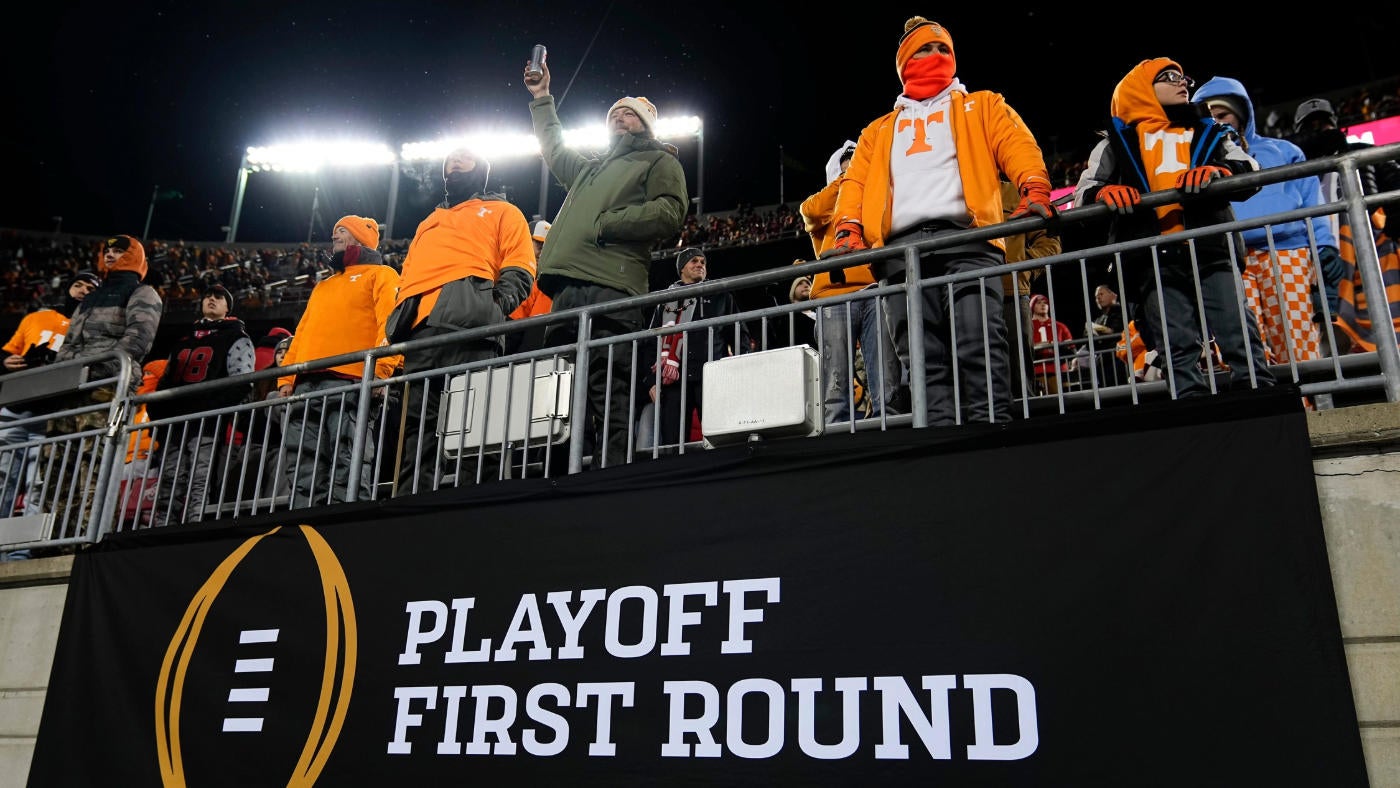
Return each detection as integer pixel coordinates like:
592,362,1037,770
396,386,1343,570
150,317,255,418
529,96,689,297
642,281,750,387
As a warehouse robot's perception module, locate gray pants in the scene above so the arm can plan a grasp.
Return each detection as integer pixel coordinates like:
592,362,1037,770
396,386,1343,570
285,377,376,507
881,235,1011,426
154,432,220,524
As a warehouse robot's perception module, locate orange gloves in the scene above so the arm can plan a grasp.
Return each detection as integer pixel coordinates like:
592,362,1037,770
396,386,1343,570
1009,181,1056,220
824,221,867,257
1175,165,1231,194
1096,185,1142,214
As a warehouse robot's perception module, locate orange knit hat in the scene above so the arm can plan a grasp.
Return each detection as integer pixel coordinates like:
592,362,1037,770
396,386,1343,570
896,17,954,76
335,215,380,250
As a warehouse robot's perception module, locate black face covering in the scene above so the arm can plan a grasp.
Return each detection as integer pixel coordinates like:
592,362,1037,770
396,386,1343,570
443,168,489,206
1294,127,1348,160
61,294,83,317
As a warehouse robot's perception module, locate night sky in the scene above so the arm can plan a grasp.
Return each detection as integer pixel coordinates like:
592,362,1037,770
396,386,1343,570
5,2,1393,244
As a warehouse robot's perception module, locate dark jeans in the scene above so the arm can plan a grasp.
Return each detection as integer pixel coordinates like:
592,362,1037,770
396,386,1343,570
1142,263,1275,397
544,282,644,469
397,325,499,494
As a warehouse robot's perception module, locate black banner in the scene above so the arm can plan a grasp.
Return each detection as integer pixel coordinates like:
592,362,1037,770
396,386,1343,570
30,389,1368,786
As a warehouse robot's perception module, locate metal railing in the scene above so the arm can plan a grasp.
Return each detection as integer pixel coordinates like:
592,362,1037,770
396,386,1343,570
2,143,1398,553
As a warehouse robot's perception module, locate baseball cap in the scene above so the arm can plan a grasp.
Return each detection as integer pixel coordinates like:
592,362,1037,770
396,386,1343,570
1293,99,1337,133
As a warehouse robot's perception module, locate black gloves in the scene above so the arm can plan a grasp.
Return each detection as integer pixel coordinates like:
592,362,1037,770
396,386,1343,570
494,267,533,316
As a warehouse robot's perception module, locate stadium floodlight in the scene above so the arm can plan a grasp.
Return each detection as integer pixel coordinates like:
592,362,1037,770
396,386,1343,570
225,140,396,242
246,141,397,172
399,114,705,218
227,116,705,243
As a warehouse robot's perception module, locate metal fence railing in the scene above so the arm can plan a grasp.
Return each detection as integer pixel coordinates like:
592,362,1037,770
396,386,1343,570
3,143,1398,553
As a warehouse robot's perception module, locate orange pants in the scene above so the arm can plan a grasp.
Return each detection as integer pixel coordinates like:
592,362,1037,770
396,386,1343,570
1242,247,1320,364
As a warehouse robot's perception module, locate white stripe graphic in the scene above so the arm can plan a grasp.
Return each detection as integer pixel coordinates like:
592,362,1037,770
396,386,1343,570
222,717,264,733
227,687,270,703
239,629,280,644
234,658,275,673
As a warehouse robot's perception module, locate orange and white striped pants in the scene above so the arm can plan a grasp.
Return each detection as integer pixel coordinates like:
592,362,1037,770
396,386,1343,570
1242,247,1320,364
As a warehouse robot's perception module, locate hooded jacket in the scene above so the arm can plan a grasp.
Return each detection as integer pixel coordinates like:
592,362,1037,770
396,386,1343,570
1073,58,1260,294
799,140,879,299
528,95,689,297
54,236,162,395
277,247,400,388
833,84,1051,253
151,316,255,417
1192,76,1335,252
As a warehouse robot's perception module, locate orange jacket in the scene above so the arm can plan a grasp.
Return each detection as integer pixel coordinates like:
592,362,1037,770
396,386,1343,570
510,283,552,319
126,359,166,463
398,197,537,325
834,89,1051,252
3,309,69,357
278,255,401,388
798,178,878,299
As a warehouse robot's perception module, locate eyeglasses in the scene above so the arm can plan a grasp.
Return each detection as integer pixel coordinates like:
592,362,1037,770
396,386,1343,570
1153,71,1195,89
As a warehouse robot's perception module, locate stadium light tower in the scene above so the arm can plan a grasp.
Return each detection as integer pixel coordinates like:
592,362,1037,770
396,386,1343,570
224,141,397,243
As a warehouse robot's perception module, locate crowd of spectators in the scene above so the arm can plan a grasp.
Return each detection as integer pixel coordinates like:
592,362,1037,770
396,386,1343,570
0,204,795,320
0,231,415,317
3,76,1395,322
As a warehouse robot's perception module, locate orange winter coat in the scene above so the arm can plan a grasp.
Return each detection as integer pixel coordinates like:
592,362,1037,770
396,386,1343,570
798,177,878,299
278,254,401,388
834,89,1051,252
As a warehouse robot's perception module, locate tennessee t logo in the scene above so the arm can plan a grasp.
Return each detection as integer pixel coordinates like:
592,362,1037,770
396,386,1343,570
1142,129,1195,175
897,112,942,155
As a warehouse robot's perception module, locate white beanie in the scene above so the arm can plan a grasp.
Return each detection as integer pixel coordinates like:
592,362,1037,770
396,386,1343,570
825,140,857,184
531,220,551,243
607,96,657,134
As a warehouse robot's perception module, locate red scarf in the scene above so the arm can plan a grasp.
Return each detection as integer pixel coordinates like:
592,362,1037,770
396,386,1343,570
901,54,955,101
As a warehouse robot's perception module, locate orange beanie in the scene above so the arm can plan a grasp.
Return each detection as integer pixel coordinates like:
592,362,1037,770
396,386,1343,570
896,17,954,76
335,215,381,249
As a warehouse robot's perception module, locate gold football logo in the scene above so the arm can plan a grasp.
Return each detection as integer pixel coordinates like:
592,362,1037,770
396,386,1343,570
154,525,357,787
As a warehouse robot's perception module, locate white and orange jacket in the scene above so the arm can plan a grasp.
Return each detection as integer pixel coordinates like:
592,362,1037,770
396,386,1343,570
834,86,1051,253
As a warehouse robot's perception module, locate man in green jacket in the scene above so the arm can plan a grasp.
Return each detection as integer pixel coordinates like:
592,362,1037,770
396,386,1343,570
525,58,688,469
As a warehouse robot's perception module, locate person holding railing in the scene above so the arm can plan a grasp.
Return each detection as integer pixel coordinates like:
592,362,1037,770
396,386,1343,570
825,16,1056,426
800,140,902,424
1073,58,1273,398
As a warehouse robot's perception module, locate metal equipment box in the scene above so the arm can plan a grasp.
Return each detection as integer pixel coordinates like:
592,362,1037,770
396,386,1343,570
701,345,823,447
439,358,572,457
